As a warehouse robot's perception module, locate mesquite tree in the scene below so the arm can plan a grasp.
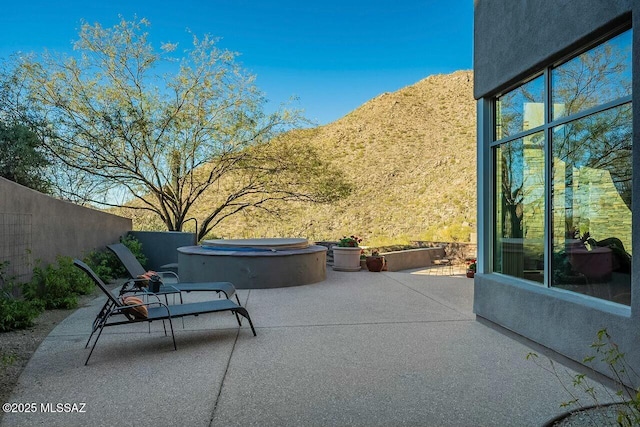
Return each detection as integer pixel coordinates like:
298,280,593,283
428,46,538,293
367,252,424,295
3,18,349,239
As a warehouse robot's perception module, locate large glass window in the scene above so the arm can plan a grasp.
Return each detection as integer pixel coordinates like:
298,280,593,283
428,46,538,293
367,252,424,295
496,75,545,140
494,133,545,283
551,104,632,303
552,30,632,120
492,27,632,304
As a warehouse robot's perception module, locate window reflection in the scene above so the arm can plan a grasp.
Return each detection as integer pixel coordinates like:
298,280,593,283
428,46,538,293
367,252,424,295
494,132,545,283
496,75,545,141
551,104,632,304
491,28,632,305
552,30,632,120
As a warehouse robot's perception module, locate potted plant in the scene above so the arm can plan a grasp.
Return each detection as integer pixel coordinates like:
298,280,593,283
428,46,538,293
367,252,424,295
366,250,386,272
466,259,476,278
360,251,367,270
332,235,363,271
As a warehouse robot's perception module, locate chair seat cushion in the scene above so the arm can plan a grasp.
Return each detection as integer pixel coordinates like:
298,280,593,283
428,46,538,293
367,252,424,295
121,296,148,319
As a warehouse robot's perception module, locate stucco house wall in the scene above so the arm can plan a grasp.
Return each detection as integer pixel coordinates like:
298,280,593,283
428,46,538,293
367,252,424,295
473,0,640,379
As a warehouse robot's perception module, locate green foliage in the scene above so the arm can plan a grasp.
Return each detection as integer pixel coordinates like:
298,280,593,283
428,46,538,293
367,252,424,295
0,121,51,193
337,235,362,247
1,353,17,368
83,235,147,281
0,236,146,331
22,256,93,309
528,329,640,425
467,259,477,272
0,260,16,294
83,249,119,282
121,234,147,268
4,17,347,240
0,296,42,332
0,261,42,332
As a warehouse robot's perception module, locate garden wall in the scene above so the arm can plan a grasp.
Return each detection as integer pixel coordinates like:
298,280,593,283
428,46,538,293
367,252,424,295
408,241,477,263
379,247,441,272
0,177,132,284
317,240,477,272
129,231,196,271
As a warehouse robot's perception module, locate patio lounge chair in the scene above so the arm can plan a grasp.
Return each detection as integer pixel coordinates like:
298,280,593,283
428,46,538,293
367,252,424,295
107,243,240,305
74,259,256,365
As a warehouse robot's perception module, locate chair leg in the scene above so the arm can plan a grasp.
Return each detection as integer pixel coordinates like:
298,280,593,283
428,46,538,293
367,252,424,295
86,301,112,348
85,320,108,365
178,293,185,329
234,294,243,325
84,326,98,349
234,307,256,336
165,317,177,351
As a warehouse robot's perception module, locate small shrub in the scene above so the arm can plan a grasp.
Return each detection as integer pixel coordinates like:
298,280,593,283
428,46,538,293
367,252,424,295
22,256,93,310
0,260,17,295
83,234,147,281
0,296,42,332
528,329,640,426
0,261,43,332
121,234,147,268
83,249,120,282
1,353,17,367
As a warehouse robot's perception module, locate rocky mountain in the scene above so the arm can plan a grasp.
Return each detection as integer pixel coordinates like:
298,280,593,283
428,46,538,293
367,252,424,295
213,70,477,245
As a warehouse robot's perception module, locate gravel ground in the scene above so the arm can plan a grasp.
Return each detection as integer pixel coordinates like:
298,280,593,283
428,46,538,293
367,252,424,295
0,292,98,425
0,309,72,421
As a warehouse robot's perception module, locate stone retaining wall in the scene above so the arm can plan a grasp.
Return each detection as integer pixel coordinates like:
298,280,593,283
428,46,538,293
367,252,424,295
379,247,443,272
315,240,477,272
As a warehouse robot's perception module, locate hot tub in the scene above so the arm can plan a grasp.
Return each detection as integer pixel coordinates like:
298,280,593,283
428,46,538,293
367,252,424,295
177,238,327,289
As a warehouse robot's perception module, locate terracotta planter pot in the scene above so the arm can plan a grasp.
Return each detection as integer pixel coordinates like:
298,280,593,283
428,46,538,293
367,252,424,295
366,256,385,272
466,270,475,278
332,246,362,271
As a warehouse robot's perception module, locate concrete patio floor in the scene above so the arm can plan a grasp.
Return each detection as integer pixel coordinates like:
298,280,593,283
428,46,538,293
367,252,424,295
1,268,617,426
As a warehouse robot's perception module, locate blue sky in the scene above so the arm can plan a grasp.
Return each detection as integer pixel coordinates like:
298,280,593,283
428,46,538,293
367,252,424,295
2,1,473,125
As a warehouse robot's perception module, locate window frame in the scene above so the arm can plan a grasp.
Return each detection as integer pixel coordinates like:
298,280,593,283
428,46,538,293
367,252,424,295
488,23,632,292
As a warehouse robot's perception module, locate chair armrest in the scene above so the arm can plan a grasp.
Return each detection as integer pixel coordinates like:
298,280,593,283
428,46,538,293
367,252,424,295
156,271,179,281
118,278,150,295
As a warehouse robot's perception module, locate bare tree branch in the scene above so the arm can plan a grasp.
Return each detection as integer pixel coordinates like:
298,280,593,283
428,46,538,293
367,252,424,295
0,17,350,237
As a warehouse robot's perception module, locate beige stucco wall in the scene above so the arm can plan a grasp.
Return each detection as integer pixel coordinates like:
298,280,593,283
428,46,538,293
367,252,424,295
0,177,132,283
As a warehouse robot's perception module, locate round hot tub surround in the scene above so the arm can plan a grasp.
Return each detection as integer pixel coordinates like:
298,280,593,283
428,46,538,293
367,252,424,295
201,237,311,250
177,238,327,289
